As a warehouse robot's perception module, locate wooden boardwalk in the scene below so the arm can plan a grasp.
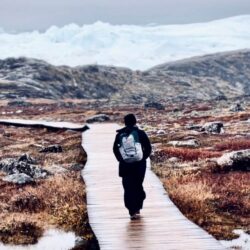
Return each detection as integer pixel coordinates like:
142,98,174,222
82,123,224,250
0,119,225,249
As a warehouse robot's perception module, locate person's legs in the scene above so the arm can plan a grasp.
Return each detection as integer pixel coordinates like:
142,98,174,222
122,164,147,217
122,175,137,216
134,164,146,212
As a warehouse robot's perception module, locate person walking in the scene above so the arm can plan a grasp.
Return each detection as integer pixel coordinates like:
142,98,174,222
113,114,152,220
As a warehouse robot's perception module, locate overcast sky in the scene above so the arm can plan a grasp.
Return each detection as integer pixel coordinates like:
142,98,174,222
1,0,250,32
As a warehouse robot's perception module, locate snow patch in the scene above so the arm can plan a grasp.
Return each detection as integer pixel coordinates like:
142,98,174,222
220,230,250,250
0,229,76,250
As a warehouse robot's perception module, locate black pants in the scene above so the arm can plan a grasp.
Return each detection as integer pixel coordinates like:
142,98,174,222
121,164,146,216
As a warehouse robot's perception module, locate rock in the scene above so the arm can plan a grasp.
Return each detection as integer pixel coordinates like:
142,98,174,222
168,157,180,163
144,102,165,110
45,165,67,174
18,154,37,164
201,121,224,134
156,129,166,135
167,139,199,148
229,103,245,112
7,100,32,107
74,236,88,249
86,114,110,123
70,163,85,171
214,95,227,101
186,124,202,130
0,157,48,179
39,145,63,153
3,173,34,185
172,108,180,112
216,149,250,171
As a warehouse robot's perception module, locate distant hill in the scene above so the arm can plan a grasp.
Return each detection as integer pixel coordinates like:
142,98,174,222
0,49,250,103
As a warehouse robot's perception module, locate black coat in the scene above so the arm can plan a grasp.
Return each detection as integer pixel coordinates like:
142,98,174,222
113,126,152,177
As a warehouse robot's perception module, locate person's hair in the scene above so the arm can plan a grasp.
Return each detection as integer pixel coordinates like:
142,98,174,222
124,114,137,127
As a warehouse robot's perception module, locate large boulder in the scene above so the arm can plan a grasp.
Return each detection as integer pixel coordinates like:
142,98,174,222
167,139,199,148
86,114,110,123
3,173,34,185
216,149,250,171
201,121,224,134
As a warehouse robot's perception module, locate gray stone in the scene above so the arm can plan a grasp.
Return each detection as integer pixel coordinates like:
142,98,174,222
201,121,224,134
86,114,110,123
186,124,202,130
70,163,85,171
229,103,245,112
45,165,67,174
74,236,88,248
144,102,165,110
3,173,34,185
18,153,37,164
168,157,180,163
0,156,49,179
216,149,250,171
7,100,32,107
156,129,166,135
167,139,199,148
39,145,63,153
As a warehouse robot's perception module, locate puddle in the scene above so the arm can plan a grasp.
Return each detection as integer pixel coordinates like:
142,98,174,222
220,230,250,250
0,229,77,250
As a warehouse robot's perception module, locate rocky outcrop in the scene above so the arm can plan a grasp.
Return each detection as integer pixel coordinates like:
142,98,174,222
1,50,250,102
0,154,49,184
216,149,250,171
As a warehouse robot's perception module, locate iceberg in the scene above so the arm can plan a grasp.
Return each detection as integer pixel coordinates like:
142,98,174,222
0,15,250,70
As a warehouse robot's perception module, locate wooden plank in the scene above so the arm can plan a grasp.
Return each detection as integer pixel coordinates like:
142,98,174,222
82,123,225,250
0,119,89,132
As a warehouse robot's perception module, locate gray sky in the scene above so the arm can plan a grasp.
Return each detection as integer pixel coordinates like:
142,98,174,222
1,0,250,32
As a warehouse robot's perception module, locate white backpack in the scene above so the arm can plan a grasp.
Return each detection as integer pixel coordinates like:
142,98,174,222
119,130,143,163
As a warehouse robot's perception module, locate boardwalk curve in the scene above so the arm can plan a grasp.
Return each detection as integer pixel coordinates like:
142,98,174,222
0,119,225,250
82,123,224,250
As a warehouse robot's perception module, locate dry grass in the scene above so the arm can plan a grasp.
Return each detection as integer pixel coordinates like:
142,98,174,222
159,168,250,240
147,103,250,241
0,125,96,246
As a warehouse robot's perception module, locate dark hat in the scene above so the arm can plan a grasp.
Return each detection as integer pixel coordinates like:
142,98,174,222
124,114,137,127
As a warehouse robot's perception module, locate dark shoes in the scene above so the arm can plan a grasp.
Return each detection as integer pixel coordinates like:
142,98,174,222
130,210,141,220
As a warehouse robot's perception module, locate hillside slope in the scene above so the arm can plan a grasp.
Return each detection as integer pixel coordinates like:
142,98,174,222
0,49,249,103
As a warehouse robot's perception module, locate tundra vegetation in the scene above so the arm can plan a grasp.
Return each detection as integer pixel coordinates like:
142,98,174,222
0,97,249,246
0,120,97,248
